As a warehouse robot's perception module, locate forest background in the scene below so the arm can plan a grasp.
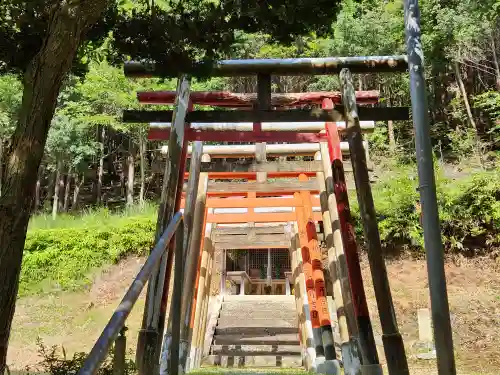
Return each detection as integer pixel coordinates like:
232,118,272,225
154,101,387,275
0,0,499,373
0,0,499,279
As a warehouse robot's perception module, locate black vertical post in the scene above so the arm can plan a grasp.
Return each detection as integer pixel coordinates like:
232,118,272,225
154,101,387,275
404,1,457,374
340,68,409,375
113,327,127,375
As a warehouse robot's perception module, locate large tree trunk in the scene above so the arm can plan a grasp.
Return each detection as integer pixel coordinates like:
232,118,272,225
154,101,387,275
0,2,109,372
127,148,135,206
0,138,3,197
139,135,146,206
52,160,63,220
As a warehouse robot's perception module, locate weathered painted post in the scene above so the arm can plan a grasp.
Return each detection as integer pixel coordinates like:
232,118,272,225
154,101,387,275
322,98,382,375
295,192,323,359
170,220,185,375
187,154,211,371
195,221,215,367
161,142,204,374
340,68,409,375
255,73,271,184
136,75,191,375
315,147,363,375
292,222,317,371
404,1,456,373
298,175,340,374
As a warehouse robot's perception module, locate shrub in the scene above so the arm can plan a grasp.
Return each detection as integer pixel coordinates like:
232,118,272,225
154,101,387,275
439,171,500,254
350,167,500,255
20,216,155,296
22,338,136,375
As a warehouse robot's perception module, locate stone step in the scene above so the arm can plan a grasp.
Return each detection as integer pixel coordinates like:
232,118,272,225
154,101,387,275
212,344,302,356
214,333,300,346
222,301,295,307
215,326,298,336
224,295,295,302
219,309,297,319
217,317,297,329
202,354,303,368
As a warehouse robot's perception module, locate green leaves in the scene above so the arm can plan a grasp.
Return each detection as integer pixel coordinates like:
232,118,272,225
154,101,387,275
0,74,22,138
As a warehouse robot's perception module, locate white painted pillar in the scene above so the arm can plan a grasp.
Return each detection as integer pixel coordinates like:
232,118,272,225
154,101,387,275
240,276,245,295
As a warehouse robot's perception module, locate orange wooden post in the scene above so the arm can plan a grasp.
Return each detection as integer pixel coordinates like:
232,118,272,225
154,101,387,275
298,174,337,361
295,190,323,358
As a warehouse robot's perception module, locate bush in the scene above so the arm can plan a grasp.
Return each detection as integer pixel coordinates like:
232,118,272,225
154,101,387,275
439,171,500,254
350,167,500,256
20,215,155,296
21,338,136,375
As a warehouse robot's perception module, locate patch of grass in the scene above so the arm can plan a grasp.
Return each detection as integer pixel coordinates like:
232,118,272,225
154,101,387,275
28,202,157,231
21,203,158,296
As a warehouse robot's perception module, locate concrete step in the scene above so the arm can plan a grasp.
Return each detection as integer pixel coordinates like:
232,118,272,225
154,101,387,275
222,302,296,311
212,344,302,356
217,317,297,329
219,308,297,318
215,326,298,336
214,333,300,346
224,295,295,303
202,354,303,368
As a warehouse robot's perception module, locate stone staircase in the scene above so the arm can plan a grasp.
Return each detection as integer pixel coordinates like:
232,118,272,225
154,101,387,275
202,295,303,368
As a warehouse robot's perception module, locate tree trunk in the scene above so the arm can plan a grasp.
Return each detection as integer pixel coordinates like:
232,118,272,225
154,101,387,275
0,1,109,372
63,165,72,212
120,154,126,197
57,166,65,212
72,174,84,211
127,149,135,206
97,126,105,205
52,160,63,220
34,179,41,212
490,31,500,91
0,138,3,197
388,120,396,152
139,135,146,206
454,61,478,132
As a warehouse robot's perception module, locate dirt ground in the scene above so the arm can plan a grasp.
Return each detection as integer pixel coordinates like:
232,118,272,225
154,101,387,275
7,256,500,375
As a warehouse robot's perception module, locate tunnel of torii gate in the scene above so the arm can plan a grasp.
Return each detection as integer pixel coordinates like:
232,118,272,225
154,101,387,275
143,88,386,374
108,55,457,375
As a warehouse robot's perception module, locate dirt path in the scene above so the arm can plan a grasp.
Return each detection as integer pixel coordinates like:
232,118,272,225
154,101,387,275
7,256,500,374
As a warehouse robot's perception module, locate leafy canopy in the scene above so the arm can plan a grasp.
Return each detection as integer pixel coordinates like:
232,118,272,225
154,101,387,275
1,0,342,77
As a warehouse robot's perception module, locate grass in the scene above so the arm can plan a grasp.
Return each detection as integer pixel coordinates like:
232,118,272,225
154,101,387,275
21,202,159,296
28,201,158,231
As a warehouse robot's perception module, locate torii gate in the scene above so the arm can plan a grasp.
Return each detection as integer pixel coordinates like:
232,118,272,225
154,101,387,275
122,55,454,375
77,3,456,374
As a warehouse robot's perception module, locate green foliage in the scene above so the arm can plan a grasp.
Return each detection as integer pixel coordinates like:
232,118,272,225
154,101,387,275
475,91,500,138
0,74,22,139
439,171,500,254
351,167,500,255
28,338,136,375
112,0,341,76
21,210,156,296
